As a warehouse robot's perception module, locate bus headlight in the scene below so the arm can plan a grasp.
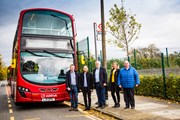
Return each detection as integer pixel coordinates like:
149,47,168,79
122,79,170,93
17,86,30,98
18,86,30,92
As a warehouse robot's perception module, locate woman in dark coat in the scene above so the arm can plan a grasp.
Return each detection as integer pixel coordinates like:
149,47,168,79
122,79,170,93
109,61,120,108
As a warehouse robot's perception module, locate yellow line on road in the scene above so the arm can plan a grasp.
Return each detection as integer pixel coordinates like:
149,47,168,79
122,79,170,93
65,114,88,118
24,118,41,120
8,100,11,103
64,102,101,120
9,109,13,113
9,104,12,108
10,116,15,120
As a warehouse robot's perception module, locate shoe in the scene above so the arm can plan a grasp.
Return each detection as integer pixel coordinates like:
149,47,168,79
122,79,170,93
74,108,78,111
112,104,116,108
83,108,88,111
96,106,101,108
124,107,129,109
116,103,120,108
87,107,91,110
101,105,105,109
69,107,74,111
131,107,135,109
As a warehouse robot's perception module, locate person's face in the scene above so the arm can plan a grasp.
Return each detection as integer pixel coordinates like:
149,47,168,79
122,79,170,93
70,65,75,71
124,61,129,68
83,66,88,72
112,63,117,69
95,62,100,68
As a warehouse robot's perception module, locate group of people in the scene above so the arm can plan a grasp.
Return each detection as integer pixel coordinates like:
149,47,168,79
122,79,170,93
66,60,140,111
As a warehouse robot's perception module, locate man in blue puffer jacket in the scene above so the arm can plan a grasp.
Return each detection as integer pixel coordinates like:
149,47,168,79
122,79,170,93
118,60,140,109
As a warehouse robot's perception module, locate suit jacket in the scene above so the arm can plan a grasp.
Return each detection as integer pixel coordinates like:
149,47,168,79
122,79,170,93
66,70,79,90
93,67,107,87
79,72,93,91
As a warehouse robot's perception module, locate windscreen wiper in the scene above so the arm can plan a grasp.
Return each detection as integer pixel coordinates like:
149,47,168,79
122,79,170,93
43,50,72,58
24,49,44,57
50,14,68,30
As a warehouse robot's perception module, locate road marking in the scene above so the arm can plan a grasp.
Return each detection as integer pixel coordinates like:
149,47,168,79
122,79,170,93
24,118,41,120
78,108,102,120
86,115,102,120
10,116,15,120
9,104,12,108
9,109,13,113
64,101,102,120
5,84,15,120
65,115,88,118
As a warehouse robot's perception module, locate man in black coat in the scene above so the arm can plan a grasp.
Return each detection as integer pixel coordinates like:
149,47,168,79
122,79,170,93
79,65,93,111
93,61,107,109
66,64,79,111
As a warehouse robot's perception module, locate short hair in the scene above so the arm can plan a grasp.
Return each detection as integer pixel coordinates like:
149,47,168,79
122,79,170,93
124,60,129,64
95,60,101,65
83,65,88,68
70,64,75,67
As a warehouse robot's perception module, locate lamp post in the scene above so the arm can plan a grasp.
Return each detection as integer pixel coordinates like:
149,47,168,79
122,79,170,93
93,22,98,60
100,0,107,69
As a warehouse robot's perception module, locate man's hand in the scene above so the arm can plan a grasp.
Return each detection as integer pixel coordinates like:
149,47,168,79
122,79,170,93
103,83,106,86
67,87,71,91
119,85,122,88
135,84,139,87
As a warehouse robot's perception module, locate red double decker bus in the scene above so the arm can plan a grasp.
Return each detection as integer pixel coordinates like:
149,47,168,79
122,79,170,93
11,8,77,105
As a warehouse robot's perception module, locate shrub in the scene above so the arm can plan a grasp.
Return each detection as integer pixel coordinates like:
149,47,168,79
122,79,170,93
136,75,180,102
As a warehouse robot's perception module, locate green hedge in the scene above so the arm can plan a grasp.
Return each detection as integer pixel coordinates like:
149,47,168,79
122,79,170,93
136,74,180,102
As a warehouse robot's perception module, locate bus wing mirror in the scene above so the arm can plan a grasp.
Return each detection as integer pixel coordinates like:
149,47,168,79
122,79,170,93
11,59,16,69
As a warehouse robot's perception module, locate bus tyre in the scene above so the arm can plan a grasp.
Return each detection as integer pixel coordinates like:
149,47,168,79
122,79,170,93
59,101,64,104
15,102,21,106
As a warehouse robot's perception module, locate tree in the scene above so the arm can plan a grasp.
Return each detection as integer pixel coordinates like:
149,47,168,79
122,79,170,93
147,44,160,59
0,54,7,80
106,0,141,57
129,44,160,59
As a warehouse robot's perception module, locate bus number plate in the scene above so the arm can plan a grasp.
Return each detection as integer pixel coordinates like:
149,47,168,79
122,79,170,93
42,98,55,102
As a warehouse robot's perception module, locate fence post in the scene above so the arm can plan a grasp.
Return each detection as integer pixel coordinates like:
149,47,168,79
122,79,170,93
128,56,130,64
134,49,137,69
87,37,91,72
161,53,167,98
166,48,169,67
100,50,103,65
76,42,80,72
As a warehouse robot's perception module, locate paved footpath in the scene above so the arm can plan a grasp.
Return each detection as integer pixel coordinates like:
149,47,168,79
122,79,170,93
78,91,180,120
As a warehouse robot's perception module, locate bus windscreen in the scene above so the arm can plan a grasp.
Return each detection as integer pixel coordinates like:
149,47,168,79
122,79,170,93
22,10,73,37
20,52,73,85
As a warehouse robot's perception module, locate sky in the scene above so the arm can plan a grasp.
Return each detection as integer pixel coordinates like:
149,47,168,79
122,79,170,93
0,0,180,65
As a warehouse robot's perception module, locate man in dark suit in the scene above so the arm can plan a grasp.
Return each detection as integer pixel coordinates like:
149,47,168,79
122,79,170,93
79,65,93,111
66,64,79,111
93,61,107,109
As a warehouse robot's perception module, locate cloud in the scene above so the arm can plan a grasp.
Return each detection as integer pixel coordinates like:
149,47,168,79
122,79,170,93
0,0,180,65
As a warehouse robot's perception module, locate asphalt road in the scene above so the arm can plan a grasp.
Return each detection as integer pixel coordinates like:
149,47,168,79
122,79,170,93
0,82,100,120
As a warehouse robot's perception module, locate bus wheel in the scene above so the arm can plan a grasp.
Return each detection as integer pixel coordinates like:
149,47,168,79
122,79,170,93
15,102,21,106
59,101,64,104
